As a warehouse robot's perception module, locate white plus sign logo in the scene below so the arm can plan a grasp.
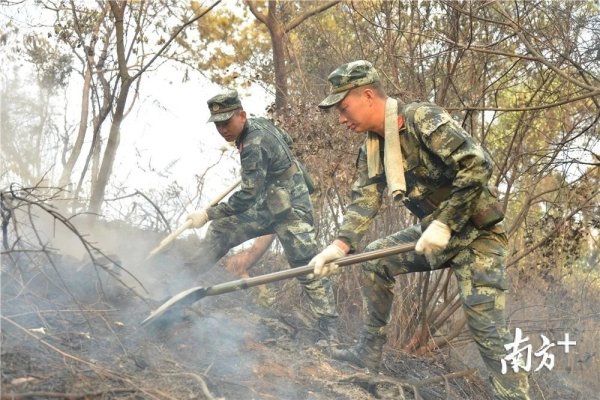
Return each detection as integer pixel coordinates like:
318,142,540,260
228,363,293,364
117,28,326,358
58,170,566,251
557,333,576,353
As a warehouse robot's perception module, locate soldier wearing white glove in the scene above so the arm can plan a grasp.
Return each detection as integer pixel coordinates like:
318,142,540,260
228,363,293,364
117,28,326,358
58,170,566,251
415,220,451,255
186,210,209,229
310,240,349,278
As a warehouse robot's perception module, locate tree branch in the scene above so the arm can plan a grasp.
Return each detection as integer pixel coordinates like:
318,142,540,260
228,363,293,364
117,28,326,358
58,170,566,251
244,0,269,27
108,1,130,81
507,190,599,268
284,0,341,33
493,3,600,93
0,316,167,400
447,89,600,112
131,0,222,82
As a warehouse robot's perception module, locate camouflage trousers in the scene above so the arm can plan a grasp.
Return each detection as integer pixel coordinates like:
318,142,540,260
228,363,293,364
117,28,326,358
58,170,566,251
360,223,530,400
190,206,338,320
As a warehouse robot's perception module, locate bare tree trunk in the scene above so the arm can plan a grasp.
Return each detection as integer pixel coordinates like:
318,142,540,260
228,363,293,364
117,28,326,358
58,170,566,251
90,125,102,189
88,77,132,215
87,0,221,215
271,27,287,112
33,88,51,183
245,0,340,113
88,1,132,215
58,2,106,190
58,64,92,189
74,44,111,201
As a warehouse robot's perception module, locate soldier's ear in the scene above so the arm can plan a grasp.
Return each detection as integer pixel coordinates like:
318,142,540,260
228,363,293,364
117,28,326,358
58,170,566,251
362,87,376,105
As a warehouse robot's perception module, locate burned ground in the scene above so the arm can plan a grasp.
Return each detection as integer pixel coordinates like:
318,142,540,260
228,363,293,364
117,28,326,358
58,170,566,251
0,218,592,400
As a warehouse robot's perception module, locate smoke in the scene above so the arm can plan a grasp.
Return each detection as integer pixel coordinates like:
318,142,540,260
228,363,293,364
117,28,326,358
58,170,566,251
1,199,267,395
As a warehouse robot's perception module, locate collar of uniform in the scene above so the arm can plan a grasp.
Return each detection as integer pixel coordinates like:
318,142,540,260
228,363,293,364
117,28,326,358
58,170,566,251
397,105,408,132
372,115,406,138
235,119,251,149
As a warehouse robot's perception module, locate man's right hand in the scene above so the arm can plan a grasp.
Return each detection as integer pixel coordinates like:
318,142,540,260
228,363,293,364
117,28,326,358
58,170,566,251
415,220,451,255
186,210,209,229
309,241,348,278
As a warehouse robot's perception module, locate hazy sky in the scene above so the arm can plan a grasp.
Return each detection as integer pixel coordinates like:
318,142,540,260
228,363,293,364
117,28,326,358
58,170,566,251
1,1,273,223
114,63,271,200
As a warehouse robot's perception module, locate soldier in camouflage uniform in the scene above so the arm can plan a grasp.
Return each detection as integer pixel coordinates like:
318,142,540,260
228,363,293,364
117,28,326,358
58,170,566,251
186,89,338,338
310,61,530,399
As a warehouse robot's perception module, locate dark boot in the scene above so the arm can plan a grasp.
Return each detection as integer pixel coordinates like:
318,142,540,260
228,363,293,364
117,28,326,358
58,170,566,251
317,316,339,344
331,331,386,373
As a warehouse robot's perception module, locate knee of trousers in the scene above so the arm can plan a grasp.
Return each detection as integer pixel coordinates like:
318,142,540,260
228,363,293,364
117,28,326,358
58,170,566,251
361,240,394,276
361,258,394,289
204,219,249,252
204,219,231,242
194,232,235,265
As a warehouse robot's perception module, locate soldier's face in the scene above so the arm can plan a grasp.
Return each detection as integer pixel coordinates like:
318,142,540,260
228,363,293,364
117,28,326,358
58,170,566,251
215,110,247,142
335,89,373,133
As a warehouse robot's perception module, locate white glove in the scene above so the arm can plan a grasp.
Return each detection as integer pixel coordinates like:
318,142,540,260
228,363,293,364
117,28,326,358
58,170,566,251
309,243,347,278
186,209,209,229
415,220,451,255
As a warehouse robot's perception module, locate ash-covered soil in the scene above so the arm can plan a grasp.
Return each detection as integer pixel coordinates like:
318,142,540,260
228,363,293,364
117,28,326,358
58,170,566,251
0,226,587,400
1,248,490,400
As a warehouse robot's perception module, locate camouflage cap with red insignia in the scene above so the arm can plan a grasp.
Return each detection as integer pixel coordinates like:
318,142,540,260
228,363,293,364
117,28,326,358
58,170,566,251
207,89,243,122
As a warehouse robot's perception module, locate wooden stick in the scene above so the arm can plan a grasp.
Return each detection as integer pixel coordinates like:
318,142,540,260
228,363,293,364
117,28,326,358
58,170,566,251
145,179,241,261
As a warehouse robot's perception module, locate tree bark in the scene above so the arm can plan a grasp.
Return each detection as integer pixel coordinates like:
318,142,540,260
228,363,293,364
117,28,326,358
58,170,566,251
88,78,131,215
88,1,131,215
270,26,287,111
87,0,221,215
58,64,92,189
245,0,340,113
59,1,107,191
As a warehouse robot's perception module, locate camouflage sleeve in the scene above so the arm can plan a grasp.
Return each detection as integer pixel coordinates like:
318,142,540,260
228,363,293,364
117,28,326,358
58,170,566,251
414,105,492,232
206,140,267,220
337,144,385,252
275,124,294,148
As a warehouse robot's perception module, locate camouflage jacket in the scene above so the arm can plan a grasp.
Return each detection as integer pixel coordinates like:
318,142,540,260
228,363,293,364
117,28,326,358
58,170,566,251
206,117,312,220
338,101,501,265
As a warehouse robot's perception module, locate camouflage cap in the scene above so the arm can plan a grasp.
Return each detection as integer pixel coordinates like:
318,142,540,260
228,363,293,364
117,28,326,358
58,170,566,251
207,89,243,122
319,60,380,109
